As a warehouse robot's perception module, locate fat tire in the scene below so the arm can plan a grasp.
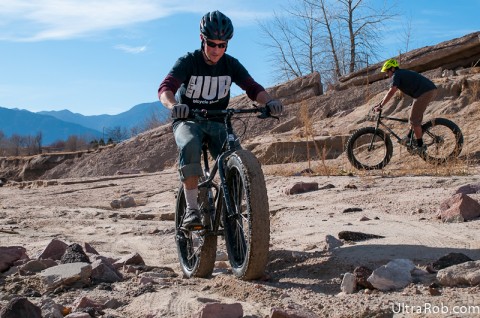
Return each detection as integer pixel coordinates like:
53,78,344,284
346,126,393,170
175,184,217,278
222,150,270,280
421,118,463,164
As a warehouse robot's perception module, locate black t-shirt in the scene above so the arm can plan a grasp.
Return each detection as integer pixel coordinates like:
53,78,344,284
168,49,252,111
391,69,436,98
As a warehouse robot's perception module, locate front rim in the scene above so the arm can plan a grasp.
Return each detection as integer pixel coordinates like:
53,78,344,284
348,128,391,170
223,165,249,269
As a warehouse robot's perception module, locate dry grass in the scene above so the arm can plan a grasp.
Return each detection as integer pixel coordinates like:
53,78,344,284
468,79,480,104
298,100,314,171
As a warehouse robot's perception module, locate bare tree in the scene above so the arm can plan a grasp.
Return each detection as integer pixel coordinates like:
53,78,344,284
24,135,36,155
0,130,5,156
142,108,169,132
9,134,25,156
34,131,42,154
398,14,414,57
49,139,66,151
62,135,89,152
260,0,397,85
105,126,129,143
258,1,323,81
65,135,79,152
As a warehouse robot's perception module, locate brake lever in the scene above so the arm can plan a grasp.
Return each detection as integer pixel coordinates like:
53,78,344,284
256,105,279,120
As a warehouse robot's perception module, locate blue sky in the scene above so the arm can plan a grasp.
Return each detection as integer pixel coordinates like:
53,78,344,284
0,0,478,116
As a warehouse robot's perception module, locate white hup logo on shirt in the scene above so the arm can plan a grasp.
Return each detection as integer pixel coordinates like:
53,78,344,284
186,76,232,100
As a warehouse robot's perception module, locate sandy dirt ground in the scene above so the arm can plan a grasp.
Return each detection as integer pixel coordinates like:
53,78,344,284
1,165,480,317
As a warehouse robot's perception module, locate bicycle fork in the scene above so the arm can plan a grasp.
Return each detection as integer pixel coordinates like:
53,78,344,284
198,143,216,231
217,118,242,224
217,151,237,222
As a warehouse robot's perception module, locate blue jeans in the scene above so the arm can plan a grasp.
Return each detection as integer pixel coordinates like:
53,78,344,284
173,120,240,181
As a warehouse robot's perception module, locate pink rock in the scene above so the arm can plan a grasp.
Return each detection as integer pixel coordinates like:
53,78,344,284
113,252,145,269
439,193,480,222
38,238,68,260
83,242,99,255
74,296,103,311
194,302,243,318
0,246,28,272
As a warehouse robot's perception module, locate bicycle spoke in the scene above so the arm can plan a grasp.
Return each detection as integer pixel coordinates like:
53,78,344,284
422,122,459,161
226,171,248,264
352,134,387,166
186,234,203,262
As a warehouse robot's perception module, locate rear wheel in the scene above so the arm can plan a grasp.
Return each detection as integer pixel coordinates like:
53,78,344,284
346,127,393,170
175,184,217,278
222,150,270,280
421,118,463,164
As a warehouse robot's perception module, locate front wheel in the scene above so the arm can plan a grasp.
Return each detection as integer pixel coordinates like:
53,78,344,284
421,118,463,164
174,184,217,278
346,127,393,170
222,150,270,280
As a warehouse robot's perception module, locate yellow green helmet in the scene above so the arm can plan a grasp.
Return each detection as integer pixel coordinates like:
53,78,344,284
381,59,399,72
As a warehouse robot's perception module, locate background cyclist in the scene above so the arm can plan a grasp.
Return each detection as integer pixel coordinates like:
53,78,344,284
375,59,437,153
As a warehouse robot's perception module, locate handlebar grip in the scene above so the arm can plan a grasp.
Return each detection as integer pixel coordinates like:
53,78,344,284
257,106,271,119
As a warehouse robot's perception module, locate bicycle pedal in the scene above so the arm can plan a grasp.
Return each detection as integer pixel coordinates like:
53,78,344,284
180,224,204,231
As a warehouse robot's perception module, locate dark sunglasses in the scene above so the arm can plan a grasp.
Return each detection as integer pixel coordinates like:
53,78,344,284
205,40,227,49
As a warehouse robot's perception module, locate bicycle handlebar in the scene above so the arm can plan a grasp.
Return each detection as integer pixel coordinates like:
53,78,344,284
189,105,277,120
365,106,380,121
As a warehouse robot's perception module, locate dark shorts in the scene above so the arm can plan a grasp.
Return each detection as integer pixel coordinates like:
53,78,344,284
173,120,240,181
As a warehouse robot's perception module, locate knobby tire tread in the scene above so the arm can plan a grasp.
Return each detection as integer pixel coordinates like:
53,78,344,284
223,150,270,280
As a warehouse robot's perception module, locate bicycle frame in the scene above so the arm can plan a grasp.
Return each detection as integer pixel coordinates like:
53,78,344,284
371,109,409,142
195,111,238,236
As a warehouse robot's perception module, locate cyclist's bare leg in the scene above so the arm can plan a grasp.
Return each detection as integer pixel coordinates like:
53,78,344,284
412,125,422,140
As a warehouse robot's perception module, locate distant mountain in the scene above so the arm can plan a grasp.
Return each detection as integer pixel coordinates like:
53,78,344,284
0,107,102,145
38,101,170,132
0,101,170,146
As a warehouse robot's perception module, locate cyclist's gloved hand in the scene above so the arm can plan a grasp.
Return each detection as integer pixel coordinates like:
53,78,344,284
171,104,189,119
266,99,283,115
373,103,383,112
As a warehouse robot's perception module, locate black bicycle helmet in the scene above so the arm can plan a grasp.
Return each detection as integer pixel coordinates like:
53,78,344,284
200,10,234,41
